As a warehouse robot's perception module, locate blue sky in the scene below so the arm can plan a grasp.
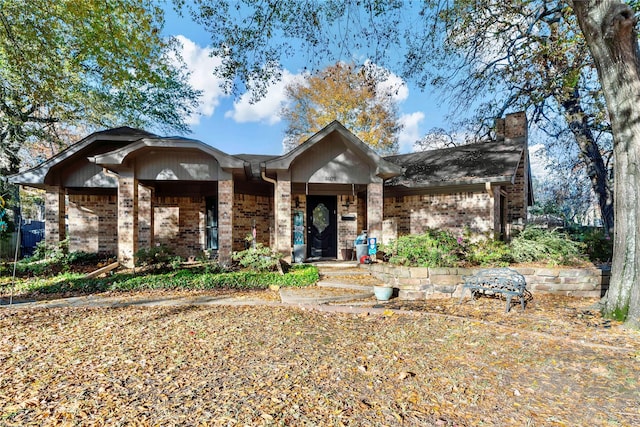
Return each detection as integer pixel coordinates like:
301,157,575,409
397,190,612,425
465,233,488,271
161,6,452,156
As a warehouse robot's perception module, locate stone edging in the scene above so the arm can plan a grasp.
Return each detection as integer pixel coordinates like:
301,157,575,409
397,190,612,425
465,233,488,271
361,263,610,300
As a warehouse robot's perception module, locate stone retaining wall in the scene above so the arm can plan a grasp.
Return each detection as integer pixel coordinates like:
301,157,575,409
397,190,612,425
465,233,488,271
363,263,610,299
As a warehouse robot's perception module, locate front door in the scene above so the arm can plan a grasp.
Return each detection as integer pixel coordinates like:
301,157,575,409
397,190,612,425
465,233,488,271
307,196,337,258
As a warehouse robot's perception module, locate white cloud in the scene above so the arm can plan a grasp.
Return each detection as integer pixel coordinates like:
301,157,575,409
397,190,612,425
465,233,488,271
174,35,228,125
398,112,425,153
376,71,409,103
529,143,550,179
225,70,305,125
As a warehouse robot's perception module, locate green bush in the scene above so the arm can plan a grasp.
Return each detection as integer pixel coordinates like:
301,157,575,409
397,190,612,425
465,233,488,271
232,243,284,272
382,227,588,268
465,238,513,266
31,239,68,262
383,229,463,267
135,245,182,269
571,228,613,263
509,228,585,265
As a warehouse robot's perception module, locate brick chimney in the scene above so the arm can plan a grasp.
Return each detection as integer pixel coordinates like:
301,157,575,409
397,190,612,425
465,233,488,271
495,111,528,141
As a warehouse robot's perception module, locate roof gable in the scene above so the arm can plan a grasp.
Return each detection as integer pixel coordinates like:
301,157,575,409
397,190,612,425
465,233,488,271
9,127,155,187
89,137,246,171
264,121,403,180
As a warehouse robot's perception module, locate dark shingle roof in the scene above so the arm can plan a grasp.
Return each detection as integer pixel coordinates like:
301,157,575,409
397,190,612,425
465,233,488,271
384,138,525,188
93,126,156,138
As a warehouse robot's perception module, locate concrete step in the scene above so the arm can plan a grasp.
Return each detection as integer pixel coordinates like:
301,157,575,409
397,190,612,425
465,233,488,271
279,286,374,305
317,281,374,292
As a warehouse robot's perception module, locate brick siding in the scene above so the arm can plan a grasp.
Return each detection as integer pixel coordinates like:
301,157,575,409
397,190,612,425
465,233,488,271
233,193,274,251
67,194,117,254
383,191,493,238
154,196,205,258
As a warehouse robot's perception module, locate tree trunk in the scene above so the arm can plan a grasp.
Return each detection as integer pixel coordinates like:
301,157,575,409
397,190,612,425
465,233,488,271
557,87,614,234
570,0,640,328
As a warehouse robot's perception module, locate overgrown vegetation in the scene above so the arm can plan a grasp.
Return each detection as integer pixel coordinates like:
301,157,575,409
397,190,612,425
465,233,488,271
0,239,113,277
232,243,284,272
135,245,182,270
1,239,319,299
382,227,597,268
1,264,318,298
509,228,585,266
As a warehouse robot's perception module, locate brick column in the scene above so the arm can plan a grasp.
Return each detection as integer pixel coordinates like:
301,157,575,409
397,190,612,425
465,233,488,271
367,182,383,240
218,179,234,265
275,178,292,256
44,185,65,247
117,172,138,267
138,184,154,250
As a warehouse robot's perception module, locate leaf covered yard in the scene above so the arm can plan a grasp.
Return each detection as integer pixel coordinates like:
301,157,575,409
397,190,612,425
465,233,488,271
0,296,639,426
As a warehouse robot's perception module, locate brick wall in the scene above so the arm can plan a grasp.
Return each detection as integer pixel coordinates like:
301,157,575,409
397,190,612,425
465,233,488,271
117,175,138,267
233,193,274,251
275,178,292,254
138,185,153,249
44,185,65,246
383,191,493,238
337,195,358,260
505,150,528,227
67,194,117,254
153,196,205,258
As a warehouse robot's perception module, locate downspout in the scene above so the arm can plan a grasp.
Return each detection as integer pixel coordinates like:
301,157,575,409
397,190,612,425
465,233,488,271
102,167,119,180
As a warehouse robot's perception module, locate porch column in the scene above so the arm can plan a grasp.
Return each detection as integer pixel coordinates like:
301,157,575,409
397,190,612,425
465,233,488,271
275,176,292,256
367,181,384,241
44,185,65,247
218,179,234,265
117,172,138,267
138,184,154,250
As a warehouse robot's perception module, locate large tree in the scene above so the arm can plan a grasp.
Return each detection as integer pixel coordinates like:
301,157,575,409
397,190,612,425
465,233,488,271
0,0,200,178
570,0,640,328
184,0,640,327
408,1,615,235
282,62,401,154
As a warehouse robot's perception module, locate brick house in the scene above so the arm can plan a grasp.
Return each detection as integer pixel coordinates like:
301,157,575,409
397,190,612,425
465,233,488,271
10,112,532,267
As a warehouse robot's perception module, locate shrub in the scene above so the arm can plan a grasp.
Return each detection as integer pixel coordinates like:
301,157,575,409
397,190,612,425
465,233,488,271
232,244,284,272
135,245,182,269
31,239,68,262
571,228,613,263
383,229,463,267
509,228,585,265
465,238,513,266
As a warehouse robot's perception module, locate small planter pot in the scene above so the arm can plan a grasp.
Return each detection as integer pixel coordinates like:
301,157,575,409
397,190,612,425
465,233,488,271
373,285,393,301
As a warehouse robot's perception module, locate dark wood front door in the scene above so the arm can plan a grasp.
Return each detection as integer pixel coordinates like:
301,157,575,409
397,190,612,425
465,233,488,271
307,196,337,258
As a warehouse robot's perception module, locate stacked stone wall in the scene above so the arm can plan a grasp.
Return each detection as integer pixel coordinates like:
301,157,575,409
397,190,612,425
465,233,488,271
364,263,609,300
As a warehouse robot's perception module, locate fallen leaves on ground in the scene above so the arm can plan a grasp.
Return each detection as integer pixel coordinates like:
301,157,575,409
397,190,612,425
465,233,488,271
1,291,639,426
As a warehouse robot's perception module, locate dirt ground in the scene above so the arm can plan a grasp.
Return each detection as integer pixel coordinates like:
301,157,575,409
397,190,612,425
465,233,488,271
0,290,638,426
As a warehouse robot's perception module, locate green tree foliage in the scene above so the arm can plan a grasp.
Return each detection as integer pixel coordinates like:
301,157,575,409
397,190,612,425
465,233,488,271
282,62,401,154
0,0,200,176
